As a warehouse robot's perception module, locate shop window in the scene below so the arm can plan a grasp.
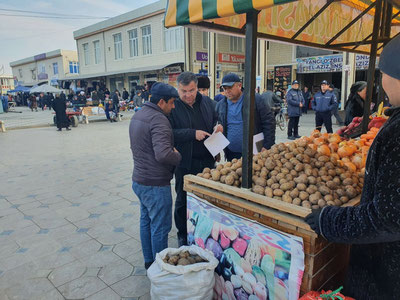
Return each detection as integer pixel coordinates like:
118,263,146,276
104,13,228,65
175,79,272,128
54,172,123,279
202,31,208,49
83,43,89,65
69,62,79,74
164,26,184,52
53,63,58,75
230,36,243,52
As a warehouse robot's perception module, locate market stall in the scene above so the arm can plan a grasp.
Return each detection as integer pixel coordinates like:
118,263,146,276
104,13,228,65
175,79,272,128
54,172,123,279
164,0,399,298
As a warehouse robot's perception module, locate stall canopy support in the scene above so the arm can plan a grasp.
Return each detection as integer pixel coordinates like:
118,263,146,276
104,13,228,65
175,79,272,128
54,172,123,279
241,10,258,189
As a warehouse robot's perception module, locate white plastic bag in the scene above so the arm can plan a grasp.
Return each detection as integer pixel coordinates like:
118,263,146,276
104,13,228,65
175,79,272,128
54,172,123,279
147,245,219,300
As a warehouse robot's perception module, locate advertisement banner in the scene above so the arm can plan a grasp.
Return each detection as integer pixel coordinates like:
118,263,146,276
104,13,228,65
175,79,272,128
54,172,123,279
196,52,208,61
274,66,292,90
187,193,304,300
219,53,245,64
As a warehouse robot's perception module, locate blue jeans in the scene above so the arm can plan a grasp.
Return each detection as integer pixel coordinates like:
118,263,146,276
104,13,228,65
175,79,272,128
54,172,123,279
132,181,172,263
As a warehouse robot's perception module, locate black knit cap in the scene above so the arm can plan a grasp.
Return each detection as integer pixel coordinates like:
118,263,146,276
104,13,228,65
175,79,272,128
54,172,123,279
197,76,210,89
379,34,400,80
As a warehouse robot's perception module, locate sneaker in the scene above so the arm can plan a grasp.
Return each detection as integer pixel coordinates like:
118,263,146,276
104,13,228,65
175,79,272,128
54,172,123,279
57,128,62,131
66,127,71,131
287,136,295,140
294,135,301,139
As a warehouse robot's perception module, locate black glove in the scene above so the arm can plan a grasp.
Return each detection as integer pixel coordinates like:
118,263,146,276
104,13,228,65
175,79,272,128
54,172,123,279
304,209,323,235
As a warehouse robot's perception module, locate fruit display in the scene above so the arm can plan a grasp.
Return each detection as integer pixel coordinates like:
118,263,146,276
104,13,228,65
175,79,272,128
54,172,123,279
162,251,208,266
337,115,387,138
368,116,386,129
197,130,371,209
299,286,355,300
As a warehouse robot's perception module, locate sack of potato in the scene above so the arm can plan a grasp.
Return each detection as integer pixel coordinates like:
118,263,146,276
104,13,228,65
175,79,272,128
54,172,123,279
147,245,219,300
197,132,365,210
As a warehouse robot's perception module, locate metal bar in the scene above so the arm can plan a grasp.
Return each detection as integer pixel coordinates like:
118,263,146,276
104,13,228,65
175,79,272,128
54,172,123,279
242,11,258,189
362,0,383,134
330,37,391,47
292,0,335,40
326,1,377,45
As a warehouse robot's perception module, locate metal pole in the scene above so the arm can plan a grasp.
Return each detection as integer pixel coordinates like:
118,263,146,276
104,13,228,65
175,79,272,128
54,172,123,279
362,0,383,133
242,11,258,189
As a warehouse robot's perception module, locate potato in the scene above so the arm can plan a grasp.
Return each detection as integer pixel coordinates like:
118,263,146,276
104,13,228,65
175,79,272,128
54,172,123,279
203,167,211,173
290,169,298,176
283,162,293,170
306,186,318,195
203,173,211,179
294,174,308,184
327,169,336,177
321,175,332,182
253,163,261,171
302,155,311,164
273,189,284,197
288,188,298,198
280,182,292,191
179,251,190,259
225,162,232,168
220,175,226,183
196,173,203,178
345,186,357,198
284,153,294,160
342,178,353,186
318,199,327,208
334,199,342,206
282,194,292,203
233,180,240,187
317,155,330,163
177,258,190,266
299,191,309,201
340,196,349,204
296,183,307,191
326,181,336,190
230,172,239,180
253,185,265,195
260,171,268,178
265,187,273,198
280,168,290,175
324,194,334,202
273,196,282,200
220,168,229,175
315,161,324,168
278,143,287,152
254,177,267,187
304,147,316,157
266,178,275,187
236,167,242,176
292,198,302,206
216,164,223,171
312,169,319,177
265,159,276,170
319,185,331,196
168,255,180,265
232,158,238,164
340,172,352,181
271,183,280,190
302,201,312,208
305,168,313,176
211,170,221,181
225,175,235,185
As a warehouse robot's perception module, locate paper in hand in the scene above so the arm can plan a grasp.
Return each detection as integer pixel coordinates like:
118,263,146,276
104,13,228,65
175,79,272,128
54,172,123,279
204,131,230,157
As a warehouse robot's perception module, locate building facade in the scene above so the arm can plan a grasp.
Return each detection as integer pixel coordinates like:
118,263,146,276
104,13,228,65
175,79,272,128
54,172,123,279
0,75,15,95
10,50,78,88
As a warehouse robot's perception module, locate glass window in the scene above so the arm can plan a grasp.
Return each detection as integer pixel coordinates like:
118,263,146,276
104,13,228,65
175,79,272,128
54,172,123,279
202,31,208,49
113,33,123,60
83,43,89,65
164,27,183,52
40,64,46,74
230,36,243,52
69,62,79,74
93,40,101,64
53,63,58,75
141,25,152,55
128,29,138,57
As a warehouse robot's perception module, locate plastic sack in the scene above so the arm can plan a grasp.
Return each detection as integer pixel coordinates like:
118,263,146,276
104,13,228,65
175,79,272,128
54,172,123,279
299,287,355,300
147,245,219,300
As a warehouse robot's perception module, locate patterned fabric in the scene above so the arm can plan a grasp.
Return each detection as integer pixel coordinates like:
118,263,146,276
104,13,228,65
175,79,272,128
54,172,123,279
319,106,400,299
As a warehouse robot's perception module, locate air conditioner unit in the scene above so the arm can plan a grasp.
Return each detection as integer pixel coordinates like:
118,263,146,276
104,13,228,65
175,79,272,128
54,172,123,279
238,63,245,71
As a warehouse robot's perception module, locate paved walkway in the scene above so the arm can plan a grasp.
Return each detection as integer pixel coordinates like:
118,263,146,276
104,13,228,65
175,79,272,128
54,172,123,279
0,110,341,299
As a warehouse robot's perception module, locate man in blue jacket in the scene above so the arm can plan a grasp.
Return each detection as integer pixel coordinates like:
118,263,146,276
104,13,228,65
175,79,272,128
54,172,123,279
169,72,221,246
286,80,304,140
216,73,275,160
130,82,182,269
312,80,337,133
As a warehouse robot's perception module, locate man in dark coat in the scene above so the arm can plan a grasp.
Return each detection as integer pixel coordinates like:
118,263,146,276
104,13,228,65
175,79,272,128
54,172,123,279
302,86,311,114
169,72,221,246
312,80,337,133
286,80,304,140
122,88,129,101
305,35,400,299
112,90,120,114
216,73,275,160
52,94,70,131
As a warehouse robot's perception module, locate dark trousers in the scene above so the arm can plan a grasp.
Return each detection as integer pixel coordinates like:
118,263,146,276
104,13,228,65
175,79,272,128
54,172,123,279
332,108,344,125
316,111,333,133
174,158,215,244
288,116,300,137
225,148,242,161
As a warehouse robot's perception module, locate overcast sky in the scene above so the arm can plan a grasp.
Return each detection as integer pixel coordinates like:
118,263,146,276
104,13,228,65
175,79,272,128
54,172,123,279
0,0,159,74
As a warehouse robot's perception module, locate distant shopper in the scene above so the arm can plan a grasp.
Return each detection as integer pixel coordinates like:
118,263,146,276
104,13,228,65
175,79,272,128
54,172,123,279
197,76,210,97
29,94,38,112
344,81,367,126
39,93,46,110
312,80,337,133
329,84,344,125
302,86,311,114
122,88,129,101
261,90,283,115
214,86,225,102
130,82,181,270
286,80,304,139
133,90,143,108
52,94,71,131
112,90,120,115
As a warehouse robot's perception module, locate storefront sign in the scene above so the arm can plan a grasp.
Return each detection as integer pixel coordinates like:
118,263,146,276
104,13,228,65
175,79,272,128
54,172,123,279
196,52,208,61
187,193,304,300
37,73,48,80
218,53,245,64
296,54,377,73
164,65,182,74
34,53,46,61
274,66,292,90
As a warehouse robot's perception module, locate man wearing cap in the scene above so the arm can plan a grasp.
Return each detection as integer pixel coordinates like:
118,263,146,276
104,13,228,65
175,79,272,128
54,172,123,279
312,80,337,133
169,71,221,246
304,35,400,298
286,80,305,140
130,82,182,269
216,73,275,160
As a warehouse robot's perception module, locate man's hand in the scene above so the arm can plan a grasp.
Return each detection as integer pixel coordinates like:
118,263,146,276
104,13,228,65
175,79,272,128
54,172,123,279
214,124,223,133
196,130,211,141
173,147,179,153
304,209,323,235
300,102,303,107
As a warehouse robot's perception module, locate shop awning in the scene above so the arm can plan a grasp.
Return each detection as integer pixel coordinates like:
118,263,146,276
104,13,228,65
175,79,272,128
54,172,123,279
165,0,400,55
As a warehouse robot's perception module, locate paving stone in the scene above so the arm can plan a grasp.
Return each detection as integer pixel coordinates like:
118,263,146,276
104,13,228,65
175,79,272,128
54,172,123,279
59,276,107,299
98,259,133,285
113,238,142,258
132,266,147,276
139,292,151,300
26,239,61,258
0,252,32,271
48,260,86,287
111,275,151,298
0,242,19,258
0,208,21,218
79,249,121,268
87,287,121,300
125,250,145,268
70,239,102,260
17,201,42,212
33,251,76,269
48,223,77,240
58,232,92,248
4,278,54,300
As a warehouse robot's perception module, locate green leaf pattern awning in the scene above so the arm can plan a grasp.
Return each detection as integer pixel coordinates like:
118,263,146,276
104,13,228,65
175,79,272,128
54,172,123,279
165,0,297,27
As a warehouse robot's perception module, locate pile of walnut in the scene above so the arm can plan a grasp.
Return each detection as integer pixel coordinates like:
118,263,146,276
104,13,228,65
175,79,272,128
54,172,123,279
197,140,364,209
163,251,208,266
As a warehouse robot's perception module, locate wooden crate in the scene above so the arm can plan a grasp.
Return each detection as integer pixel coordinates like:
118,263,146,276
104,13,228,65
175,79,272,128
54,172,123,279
184,175,358,295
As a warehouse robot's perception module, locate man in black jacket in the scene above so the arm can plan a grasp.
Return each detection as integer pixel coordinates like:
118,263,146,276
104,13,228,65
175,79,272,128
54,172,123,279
169,72,222,246
216,73,275,160
305,35,400,299
130,82,181,269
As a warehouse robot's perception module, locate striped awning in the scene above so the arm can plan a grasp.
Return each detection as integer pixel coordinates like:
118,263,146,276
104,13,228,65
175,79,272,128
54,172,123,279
165,0,297,27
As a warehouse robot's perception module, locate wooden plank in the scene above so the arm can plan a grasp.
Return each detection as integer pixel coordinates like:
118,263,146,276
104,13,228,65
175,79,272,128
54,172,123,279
342,194,361,207
310,254,348,291
185,175,312,218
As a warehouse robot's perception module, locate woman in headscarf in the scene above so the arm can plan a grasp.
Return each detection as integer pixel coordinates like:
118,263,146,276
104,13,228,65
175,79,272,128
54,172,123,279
344,81,367,125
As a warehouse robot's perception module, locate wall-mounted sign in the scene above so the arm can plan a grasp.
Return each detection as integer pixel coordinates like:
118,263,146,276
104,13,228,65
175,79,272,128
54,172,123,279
218,53,245,64
164,65,182,74
274,66,292,90
37,73,48,80
34,53,46,61
196,52,208,62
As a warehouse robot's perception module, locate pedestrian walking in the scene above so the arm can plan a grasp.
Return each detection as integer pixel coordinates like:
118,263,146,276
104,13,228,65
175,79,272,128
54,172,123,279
122,88,129,101
305,34,400,300
130,82,181,270
133,90,143,108
52,94,71,131
329,84,344,125
29,94,38,111
312,80,337,133
286,80,304,140
169,72,219,246
39,93,45,110
302,86,311,114
216,73,275,160
344,81,367,125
